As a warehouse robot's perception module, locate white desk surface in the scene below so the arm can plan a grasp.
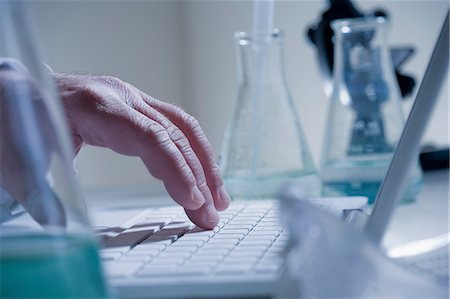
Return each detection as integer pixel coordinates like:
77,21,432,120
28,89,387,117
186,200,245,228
383,169,448,248
85,169,449,249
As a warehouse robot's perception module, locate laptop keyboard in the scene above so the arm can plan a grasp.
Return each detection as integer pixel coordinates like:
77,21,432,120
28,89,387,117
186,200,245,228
99,201,288,278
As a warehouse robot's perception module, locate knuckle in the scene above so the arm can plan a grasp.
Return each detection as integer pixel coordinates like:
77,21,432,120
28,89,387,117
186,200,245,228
150,123,171,145
99,75,123,88
168,127,189,147
197,180,209,191
185,114,200,131
158,117,173,130
172,106,201,132
98,75,136,106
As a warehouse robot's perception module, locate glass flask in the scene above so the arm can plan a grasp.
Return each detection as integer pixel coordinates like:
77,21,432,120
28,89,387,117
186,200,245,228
0,2,110,298
220,29,321,199
320,17,422,204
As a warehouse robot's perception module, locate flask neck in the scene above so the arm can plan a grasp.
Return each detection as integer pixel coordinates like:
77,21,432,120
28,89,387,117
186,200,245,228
235,30,285,85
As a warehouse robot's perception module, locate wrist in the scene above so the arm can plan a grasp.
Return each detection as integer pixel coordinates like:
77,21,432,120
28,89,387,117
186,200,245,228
51,72,87,155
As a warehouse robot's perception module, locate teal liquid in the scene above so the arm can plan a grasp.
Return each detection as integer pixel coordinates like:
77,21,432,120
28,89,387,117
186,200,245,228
0,232,110,299
323,179,422,204
224,171,322,199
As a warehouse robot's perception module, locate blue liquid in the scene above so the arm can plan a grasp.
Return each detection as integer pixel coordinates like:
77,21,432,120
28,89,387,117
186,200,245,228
323,179,422,204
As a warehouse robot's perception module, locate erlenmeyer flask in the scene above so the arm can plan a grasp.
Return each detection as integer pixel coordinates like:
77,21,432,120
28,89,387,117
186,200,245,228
220,29,321,199
0,2,110,298
320,17,423,204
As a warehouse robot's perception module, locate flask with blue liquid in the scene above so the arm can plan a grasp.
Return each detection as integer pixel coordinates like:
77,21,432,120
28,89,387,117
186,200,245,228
320,17,423,204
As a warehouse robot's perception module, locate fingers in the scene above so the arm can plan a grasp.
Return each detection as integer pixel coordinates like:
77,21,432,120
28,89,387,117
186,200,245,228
128,103,219,229
72,96,204,212
130,100,220,229
138,92,231,212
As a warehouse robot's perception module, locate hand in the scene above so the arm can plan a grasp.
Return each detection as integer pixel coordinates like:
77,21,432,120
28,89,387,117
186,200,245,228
0,61,66,226
53,73,231,229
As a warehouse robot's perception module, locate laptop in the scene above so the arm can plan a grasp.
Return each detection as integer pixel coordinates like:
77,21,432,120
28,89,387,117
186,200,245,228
96,12,449,299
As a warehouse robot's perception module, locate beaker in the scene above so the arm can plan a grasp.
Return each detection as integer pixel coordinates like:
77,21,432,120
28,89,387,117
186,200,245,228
0,2,110,298
220,29,321,199
320,17,423,204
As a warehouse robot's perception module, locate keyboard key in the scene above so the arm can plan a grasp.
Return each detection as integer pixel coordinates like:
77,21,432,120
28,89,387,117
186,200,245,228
133,236,173,250
104,262,143,278
157,227,189,236
173,268,209,275
213,233,244,240
163,247,197,257
218,229,249,235
187,257,223,266
138,266,177,277
101,251,122,261
224,256,259,265
164,222,195,230
171,240,204,248
147,259,183,267
245,234,277,242
207,238,240,247
251,227,282,233
132,243,167,253
117,255,152,263
139,218,172,226
125,251,159,260
180,235,211,243
145,234,178,243
223,225,252,231
195,248,230,257
239,238,273,245
231,221,258,226
233,216,261,222
185,227,215,237
183,260,218,268
228,250,263,259
103,227,156,248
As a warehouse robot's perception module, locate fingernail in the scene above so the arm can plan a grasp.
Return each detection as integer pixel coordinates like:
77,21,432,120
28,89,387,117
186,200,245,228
205,204,219,224
191,186,205,206
219,185,231,204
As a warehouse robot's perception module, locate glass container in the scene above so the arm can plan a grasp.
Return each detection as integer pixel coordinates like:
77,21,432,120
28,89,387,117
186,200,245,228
0,2,110,298
220,29,321,199
320,17,423,204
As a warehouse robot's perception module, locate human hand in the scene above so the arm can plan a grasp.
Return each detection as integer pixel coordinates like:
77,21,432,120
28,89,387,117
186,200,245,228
53,73,230,229
0,60,66,226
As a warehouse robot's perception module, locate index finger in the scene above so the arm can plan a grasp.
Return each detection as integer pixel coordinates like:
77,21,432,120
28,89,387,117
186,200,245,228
139,93,231,211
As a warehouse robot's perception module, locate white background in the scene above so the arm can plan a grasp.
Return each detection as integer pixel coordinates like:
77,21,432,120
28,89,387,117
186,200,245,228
30,0,448,196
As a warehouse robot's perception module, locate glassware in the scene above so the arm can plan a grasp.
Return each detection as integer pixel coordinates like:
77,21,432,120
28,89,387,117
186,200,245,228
220,29,321,199
320,17,423,204
278,185,447,299
0,2,110,298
